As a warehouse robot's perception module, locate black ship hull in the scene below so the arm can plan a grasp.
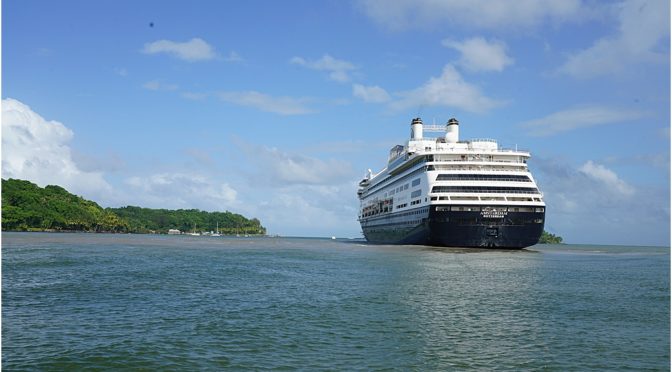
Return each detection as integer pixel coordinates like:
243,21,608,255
360,205,545,249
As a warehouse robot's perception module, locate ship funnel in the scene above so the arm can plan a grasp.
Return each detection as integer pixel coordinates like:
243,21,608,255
445,118,459,143
410,117,423,140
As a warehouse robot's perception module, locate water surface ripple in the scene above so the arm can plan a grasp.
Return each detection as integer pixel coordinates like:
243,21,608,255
3,233,669,370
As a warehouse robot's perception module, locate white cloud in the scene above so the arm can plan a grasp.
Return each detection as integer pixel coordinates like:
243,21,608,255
390,64,503,113
143,80,179,91
226,139,360,236
218,91,314,115
442,37,514,72
248,183,361,237
142,38,216,62
290,54,357,82
558,0,669,78
352,84,391,103
1,98,113,200
534,158,668,245
578,160,635,196
240,143,354,186
223,51,243,62
124,173,238,211
520,106,646,136
181,92,209,100
357,0,582,31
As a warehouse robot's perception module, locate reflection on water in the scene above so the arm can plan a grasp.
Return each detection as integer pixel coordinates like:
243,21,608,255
417,245,540,254
2,233,669,370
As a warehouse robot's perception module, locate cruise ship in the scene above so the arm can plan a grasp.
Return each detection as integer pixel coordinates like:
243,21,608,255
357,117,545,249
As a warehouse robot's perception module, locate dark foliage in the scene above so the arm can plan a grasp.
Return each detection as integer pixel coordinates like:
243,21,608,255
2,179,265,235
539,230,563,244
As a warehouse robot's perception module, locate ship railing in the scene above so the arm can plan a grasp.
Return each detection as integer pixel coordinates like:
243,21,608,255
422,125,446,132
428,159,528,164
468,138,498,143
468,139,529,153
428,166,527,172
497,147,529,153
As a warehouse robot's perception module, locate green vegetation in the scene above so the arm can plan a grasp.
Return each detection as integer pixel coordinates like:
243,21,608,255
2,178,265,235
539,230,563,244
108,206,265,235
2,178,129,232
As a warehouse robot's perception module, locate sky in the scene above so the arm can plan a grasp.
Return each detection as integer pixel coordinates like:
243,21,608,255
2,0,670,245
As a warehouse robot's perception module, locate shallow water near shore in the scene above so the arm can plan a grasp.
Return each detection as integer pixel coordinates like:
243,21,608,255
3,232,669,370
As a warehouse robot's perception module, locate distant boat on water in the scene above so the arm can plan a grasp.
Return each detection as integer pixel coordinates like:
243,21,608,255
212,222,221,237
189,224,200,236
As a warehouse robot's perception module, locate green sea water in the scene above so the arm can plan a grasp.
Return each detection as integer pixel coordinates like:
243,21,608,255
2,232,669,370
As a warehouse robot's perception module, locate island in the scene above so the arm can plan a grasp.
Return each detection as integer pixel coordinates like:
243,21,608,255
539,230,563,244
1,178,266,235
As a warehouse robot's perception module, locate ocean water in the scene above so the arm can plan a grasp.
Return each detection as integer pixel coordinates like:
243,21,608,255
2,232,669,370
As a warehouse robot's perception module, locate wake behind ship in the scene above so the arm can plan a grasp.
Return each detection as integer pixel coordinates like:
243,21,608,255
357,118,545,249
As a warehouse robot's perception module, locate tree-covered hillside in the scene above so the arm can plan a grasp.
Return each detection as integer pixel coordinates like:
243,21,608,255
2,178,129,232
2,178,265,234
108,206,265,234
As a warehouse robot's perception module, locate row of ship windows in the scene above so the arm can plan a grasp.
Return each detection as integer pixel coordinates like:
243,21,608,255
372,159,528,198
431,186,540,194
427,165,525,172
396,207,429,217
452,218,544,225
365,219,423,233
435,206,545,212
389,183,409,195
431,196,543,202
397,198,424,209
427,154,525,163
363,206,429,219
363,194,430,218
368,167,529,199
389,179,421,196
364,165,427,196
392,154,525,173
435,174,531,182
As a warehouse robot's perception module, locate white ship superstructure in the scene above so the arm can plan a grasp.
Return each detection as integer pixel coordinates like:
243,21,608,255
357,117,545,248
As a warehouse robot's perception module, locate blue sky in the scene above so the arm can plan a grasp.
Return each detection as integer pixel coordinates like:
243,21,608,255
2,0,670,245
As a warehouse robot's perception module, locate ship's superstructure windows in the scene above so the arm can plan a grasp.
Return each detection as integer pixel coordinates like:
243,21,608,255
388,145,405,162
451,206,481,211
431,186,540,194
431,164,526,172
358,116,545,248
451,196,479,201
435,174,531,182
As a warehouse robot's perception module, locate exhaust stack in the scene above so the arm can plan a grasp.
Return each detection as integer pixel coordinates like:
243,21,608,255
445,118,459,143
410,117,423,140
